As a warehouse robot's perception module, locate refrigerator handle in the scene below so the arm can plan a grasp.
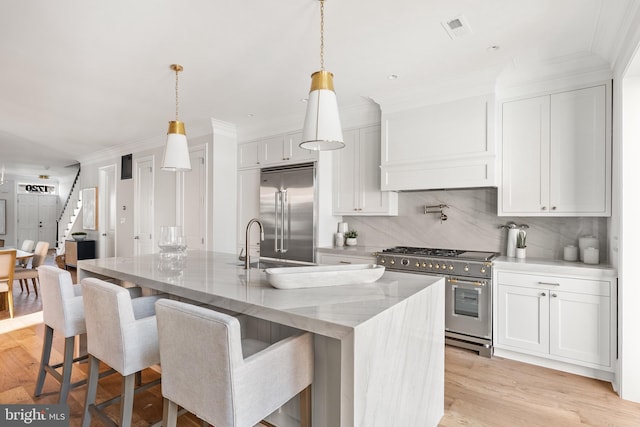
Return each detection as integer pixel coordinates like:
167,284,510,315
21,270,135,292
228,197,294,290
281,190,288,254
274,191,281,253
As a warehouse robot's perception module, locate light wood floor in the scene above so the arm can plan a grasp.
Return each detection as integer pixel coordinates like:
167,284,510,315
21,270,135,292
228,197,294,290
2,266,640,426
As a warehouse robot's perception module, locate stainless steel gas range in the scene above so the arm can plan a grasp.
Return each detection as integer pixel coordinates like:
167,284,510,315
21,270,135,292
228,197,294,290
376,247,499,357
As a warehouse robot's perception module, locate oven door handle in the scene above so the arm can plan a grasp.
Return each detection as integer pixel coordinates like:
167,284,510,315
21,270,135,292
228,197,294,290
447,278,486,287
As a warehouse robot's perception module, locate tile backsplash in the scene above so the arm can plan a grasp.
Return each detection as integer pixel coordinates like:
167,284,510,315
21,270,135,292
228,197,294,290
343,188,609,263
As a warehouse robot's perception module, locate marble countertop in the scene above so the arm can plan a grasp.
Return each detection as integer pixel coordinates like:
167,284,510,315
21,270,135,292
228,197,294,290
493,255,617,278
78,251,442,340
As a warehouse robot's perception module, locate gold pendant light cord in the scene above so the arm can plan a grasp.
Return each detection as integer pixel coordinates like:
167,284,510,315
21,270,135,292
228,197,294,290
320,0,325,70
175,67,180,121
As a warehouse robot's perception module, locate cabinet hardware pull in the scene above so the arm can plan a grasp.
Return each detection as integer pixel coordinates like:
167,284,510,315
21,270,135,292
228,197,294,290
538,281,560,286
540,292,546,297
339,261,351,264
551,293,558,298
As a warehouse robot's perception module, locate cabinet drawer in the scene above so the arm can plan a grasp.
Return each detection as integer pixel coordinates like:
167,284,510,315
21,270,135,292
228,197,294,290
318,253,376,265
496,271,609,296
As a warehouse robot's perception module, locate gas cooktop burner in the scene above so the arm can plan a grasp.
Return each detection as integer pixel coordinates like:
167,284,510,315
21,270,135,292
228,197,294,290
381,247,464,257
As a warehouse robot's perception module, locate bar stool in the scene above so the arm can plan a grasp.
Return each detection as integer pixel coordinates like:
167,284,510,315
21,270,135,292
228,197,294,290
81,278,164,427
35,266,143,404
155,299,314,427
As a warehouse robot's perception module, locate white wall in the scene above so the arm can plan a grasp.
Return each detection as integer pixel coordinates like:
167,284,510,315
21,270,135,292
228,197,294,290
211,119,237,254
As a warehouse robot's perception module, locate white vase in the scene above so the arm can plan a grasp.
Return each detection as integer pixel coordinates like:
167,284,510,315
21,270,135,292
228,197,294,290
516,247,526,259
345,237,357,246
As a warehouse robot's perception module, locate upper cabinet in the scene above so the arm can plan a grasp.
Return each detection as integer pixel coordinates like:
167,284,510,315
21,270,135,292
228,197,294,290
238,132,318,169
499,83,611,216
333,125,398,216
380,94,496,191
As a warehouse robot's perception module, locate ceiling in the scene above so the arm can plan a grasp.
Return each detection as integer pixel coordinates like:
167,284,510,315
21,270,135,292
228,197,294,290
0,0,637,180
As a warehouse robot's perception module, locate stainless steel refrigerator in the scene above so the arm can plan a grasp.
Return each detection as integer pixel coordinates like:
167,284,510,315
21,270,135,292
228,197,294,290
260,163,315,263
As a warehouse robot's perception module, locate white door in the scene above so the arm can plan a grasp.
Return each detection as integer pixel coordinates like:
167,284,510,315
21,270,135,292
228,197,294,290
38,195,57,247
17,194,39,248
179,147,207,250
134,157,154,255
99,164,117,258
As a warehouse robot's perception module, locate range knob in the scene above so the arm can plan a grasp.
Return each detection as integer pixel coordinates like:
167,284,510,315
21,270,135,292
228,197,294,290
480,267,486,274
415,262,420,268
421,262,427,268
448,264,454,271
380,258,386,264
435,264,440,269
464,265,469,272
428,262,433,268
390,259,395,265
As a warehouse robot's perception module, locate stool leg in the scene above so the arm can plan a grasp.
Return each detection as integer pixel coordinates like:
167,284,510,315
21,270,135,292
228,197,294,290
58,336,75,404
163,398,179,427
34,325,54,396
300,385,312,427
81,355,100,427
120,373,136,427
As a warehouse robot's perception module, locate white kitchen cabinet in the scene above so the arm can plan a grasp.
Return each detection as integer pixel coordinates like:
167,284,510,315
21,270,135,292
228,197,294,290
317,252,377,265
236,169,261,258
499,83,611,216
380,94,496,191
333,125,398,215
238,132,317,169
495,268,614,378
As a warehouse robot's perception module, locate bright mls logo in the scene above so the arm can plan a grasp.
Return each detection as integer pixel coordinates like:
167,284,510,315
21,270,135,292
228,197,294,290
1,405,68,426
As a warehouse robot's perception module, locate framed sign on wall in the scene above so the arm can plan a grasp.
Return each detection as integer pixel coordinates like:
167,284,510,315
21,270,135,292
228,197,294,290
82,187,98,230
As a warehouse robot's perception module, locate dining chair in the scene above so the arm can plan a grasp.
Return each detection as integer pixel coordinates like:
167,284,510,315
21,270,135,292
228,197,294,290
0,238,4,247
0,249,17,318
15,239,36,292
14,241,49,296
81,278,165,427
155,299,314,427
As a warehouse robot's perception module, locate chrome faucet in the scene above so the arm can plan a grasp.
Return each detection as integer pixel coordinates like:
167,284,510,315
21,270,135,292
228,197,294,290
244,218,265,269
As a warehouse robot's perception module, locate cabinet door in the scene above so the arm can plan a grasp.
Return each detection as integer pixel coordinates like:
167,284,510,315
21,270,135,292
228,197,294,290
550,291,610,366
287,132,318,163
237,169,261,258
261,135,286,165
497,284,549,354
359,126,396,214
549,85,608,214
238,141,261,169
501,96,550,214
333,129,360,214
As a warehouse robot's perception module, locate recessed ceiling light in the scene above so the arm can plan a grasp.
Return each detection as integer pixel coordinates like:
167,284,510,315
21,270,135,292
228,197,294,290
487,45,500,52
388,74,399,80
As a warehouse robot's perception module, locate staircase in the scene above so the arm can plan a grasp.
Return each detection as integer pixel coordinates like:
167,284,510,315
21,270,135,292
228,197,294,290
56,168,82,255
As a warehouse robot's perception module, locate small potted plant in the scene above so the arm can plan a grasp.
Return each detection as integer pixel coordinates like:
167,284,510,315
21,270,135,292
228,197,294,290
344,230,358,246
72,231,87,241
516,229,527,259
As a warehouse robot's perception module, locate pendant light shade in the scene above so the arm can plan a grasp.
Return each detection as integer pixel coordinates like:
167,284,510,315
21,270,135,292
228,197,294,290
162,64,192,171
300,0,345,151
300,70,345,150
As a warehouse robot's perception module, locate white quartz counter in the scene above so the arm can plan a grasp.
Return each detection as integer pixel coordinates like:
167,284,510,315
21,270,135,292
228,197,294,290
78,251,445,427
493,255,617,279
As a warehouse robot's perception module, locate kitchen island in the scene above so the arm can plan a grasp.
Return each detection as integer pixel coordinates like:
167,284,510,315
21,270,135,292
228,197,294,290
78,251,444,427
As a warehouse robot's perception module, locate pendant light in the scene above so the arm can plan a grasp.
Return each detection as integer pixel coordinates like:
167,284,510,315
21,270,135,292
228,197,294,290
300,0,345,151
161,64,192,171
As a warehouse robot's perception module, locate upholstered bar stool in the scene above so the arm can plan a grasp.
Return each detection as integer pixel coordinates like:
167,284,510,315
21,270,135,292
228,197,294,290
81,278,164,427
155,299,314,427
35,266,88,403
35,266,144,404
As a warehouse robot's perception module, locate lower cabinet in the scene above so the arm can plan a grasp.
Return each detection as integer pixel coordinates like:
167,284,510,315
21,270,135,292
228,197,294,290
317,252,377,265
494,268,615,380
65,240,96,268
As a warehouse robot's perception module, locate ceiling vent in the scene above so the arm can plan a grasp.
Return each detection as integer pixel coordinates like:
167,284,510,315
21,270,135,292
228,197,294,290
441,15,473,40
